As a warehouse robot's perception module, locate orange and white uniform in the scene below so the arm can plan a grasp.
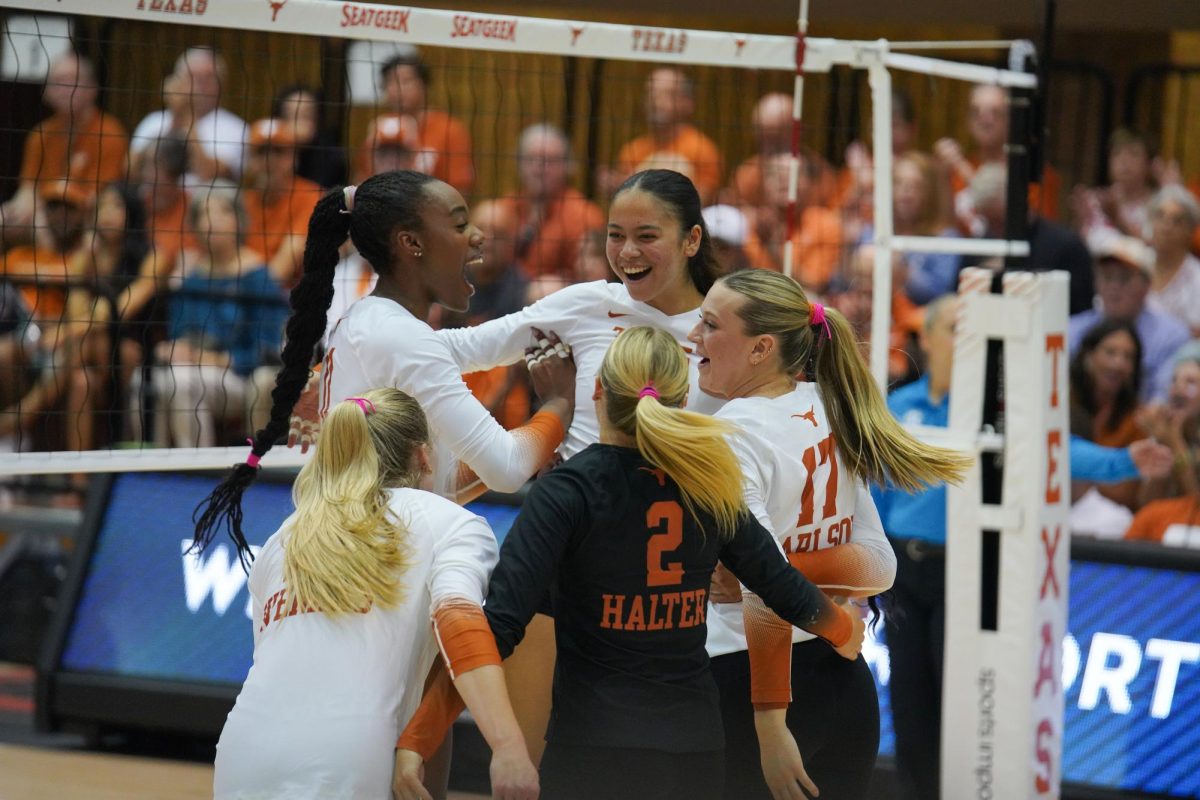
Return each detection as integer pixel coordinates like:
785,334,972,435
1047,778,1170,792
705,382,895,692
213,488,498,800
321,296,563,498
437,280,723,459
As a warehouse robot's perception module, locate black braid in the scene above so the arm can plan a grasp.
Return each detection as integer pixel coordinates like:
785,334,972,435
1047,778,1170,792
191,188,351,570
191,170,438,570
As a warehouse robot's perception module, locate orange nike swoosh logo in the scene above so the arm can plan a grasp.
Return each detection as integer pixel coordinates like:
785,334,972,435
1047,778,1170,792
607,311,629,318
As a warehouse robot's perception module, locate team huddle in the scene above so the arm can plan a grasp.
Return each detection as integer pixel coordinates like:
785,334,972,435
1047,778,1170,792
192,168,969,800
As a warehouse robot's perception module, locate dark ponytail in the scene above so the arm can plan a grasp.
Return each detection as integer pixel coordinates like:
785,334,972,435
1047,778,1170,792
191,169,438,569
614,169,725,294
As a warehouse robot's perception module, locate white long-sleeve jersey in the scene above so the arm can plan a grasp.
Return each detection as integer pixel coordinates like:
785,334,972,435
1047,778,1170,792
322,296,551,497
214,488,498,800
706,382,897,658
436,280,724,458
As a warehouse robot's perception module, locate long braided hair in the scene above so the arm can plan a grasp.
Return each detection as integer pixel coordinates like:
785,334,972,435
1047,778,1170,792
192,170,437,569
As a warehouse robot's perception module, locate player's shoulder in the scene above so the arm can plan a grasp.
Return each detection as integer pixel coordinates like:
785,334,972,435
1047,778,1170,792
390,486,475,524
339,297,434,343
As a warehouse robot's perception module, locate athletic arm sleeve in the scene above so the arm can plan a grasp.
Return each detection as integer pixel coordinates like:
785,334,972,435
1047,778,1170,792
483,469,583,658
785,483,897,597
355,326,563,493
399,512,503,759
720,514,853,648
427,512,502,678
396,660,465,760
1069,435,1138,483
436,282,594,373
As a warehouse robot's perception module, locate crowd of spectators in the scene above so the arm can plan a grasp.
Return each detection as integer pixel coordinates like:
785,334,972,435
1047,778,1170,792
2,45,1200,541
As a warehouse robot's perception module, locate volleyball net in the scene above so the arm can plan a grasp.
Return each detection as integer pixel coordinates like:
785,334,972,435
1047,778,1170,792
0,0,1035,475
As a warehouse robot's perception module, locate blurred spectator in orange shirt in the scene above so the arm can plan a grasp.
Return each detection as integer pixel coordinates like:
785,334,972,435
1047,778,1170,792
1,51,128,248
358,114,420,181
242,119,322,287
116,135,192,344
374,52,474,195
935,84,1061,229
500,124,604,283
1,180,88,325
272,85,348,190
1125,495,1200,546
741,152,844,293
601,69,724,204
724,92,838,209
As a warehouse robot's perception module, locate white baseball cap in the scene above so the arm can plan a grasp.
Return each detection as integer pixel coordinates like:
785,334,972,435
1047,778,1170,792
702,204,748,247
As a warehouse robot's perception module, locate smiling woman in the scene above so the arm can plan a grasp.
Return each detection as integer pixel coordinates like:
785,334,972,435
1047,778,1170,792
193,169,578,559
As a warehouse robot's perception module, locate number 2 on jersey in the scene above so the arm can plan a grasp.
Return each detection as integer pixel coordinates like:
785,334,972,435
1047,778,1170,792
646,500,684,587
796,434,839,527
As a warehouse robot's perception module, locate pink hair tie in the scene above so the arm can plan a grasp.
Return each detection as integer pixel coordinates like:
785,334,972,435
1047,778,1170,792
346,396,376,415
638,383,660,400
810,302,832,341
340,185,357,215
245,438,262,469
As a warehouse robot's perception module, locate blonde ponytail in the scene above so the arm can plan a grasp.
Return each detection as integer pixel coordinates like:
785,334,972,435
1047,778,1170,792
814,306,970,491
720,269,970,492
600,327,745,537
286,388,429,615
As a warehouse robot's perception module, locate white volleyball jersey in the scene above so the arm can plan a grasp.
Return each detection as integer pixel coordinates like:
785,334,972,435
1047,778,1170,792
214,488,497,800
706,382,896,658
322,296,548,498
437,280,725,458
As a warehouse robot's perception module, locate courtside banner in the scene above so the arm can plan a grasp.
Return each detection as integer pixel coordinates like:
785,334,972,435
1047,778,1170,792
944,270,1071,800
59,472,520,684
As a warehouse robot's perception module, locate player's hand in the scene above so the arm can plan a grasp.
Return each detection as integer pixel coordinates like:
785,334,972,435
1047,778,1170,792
392,749,433,800
287,371,321,453
489,742,540,800
833,601,865,661
755,710,819,799
710,562,743,604
526,327,576,410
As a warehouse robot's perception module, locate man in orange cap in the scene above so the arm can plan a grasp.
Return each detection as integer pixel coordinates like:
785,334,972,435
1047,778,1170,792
360,114,421,180
373,52,474,194
243,119,322,287
2,179,88,324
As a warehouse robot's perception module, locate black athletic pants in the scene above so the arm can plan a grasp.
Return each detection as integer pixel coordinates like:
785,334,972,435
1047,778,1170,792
712,638,879,800
884,537,946,800
539,742,724,800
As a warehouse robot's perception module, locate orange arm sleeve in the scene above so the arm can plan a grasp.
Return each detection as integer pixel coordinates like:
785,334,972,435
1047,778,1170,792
511,408,566,472
432,598,502,680
785,544,893,598
396,660,466,761
742,591,795,711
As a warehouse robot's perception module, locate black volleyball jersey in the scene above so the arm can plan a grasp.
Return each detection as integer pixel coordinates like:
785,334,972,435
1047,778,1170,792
483,443,846,753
